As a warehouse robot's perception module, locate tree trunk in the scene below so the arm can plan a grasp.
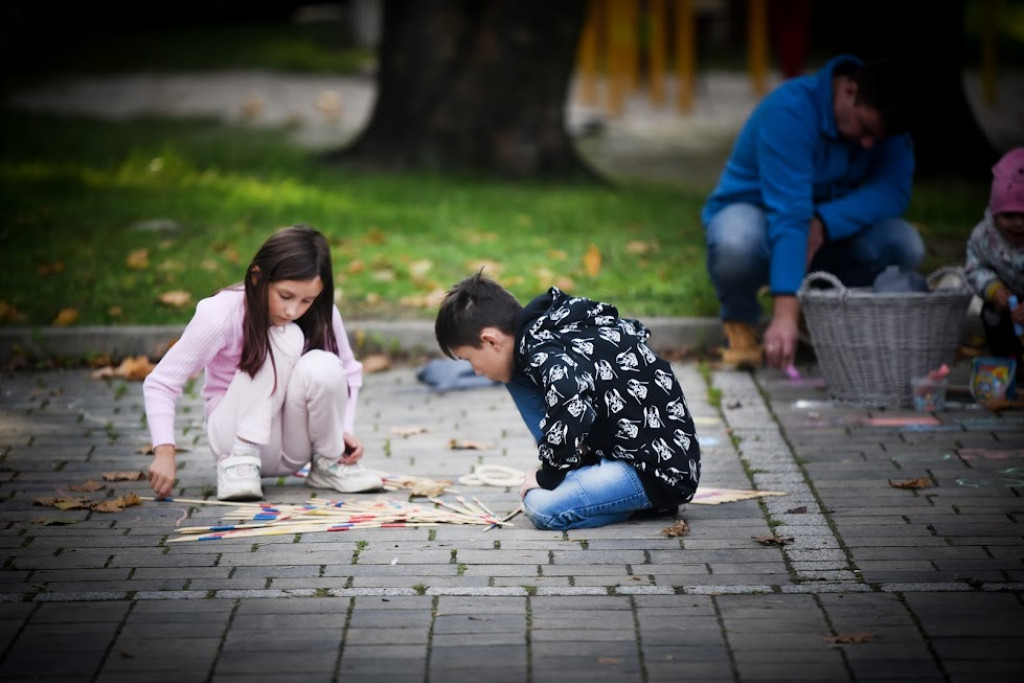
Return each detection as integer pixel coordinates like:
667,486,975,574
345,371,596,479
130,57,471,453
323,0,601,180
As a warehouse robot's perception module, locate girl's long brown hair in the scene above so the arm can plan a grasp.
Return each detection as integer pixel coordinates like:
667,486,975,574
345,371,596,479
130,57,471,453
238,225,339,379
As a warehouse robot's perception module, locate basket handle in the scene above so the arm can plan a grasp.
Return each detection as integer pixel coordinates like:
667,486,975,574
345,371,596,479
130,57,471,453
798,271,845,296
927,266,968,291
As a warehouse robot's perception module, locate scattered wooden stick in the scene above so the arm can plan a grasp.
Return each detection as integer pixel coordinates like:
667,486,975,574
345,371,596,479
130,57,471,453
154,495,515,542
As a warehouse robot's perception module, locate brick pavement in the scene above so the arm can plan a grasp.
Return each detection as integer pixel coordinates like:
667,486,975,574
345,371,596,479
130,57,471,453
1,357,1023,682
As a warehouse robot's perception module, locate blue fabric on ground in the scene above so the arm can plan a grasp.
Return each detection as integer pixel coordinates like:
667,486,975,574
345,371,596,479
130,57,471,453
416,359,500,392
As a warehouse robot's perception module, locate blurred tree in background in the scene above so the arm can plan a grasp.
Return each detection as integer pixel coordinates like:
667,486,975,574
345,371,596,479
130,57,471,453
325,0,598,179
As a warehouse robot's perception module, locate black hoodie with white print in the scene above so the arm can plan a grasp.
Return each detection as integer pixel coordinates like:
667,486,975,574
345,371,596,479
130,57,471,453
514,288,700,509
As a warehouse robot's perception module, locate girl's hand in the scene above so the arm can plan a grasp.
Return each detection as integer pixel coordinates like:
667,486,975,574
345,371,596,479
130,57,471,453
341,433,364,464
148,444,177,499
519,469,539,500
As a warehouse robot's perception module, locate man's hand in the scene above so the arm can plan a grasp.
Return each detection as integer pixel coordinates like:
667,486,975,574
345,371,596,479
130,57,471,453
806,217,825,269
148,444,177,499
763,295,801,370
519,469,539,500
340,433,364,464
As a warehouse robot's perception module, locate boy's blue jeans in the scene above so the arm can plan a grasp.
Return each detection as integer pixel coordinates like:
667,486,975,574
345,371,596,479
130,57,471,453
704,202,926,324
505,375,653,530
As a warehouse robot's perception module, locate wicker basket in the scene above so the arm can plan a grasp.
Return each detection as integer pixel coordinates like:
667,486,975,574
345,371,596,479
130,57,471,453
797,267,973,408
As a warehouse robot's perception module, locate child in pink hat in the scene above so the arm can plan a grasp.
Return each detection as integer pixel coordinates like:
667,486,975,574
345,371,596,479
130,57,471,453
965,147,1024,381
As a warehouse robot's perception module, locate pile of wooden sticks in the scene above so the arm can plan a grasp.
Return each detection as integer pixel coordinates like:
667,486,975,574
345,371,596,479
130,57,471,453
163,495,520,542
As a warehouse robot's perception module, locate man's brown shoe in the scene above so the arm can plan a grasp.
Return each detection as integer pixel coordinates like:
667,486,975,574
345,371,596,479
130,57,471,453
720,321,764,368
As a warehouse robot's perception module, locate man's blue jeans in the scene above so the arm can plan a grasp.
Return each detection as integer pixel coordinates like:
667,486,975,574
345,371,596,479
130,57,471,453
505,376,653,530
704,203,926,324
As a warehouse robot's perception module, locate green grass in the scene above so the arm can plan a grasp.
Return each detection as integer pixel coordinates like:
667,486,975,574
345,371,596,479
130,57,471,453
0,21,991,329
0,104,989,328
0,108,718,326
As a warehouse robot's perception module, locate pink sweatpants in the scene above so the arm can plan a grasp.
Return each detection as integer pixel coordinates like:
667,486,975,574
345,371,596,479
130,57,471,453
206,324,349,476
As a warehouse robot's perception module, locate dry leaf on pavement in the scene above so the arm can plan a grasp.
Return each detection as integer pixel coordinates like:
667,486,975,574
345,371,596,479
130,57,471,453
661,520,690,537
69,480,105,492
89,355,155,381
753,535,795,546
448,439,494,450
103,471,146,481
888,477,931,490
824,632,875,644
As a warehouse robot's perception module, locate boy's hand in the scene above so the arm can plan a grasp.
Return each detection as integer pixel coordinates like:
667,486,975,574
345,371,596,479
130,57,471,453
519,469,539,500
341,433,364,463
148,444,177,499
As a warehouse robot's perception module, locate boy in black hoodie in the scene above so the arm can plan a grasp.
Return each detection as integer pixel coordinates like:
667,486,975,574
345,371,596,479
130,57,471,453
435,272,701,530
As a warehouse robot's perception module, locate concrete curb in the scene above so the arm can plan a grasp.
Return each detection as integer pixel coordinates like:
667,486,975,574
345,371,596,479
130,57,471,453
0,317,725,362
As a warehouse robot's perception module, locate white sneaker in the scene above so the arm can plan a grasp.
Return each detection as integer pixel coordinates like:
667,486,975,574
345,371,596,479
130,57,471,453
216,454,263,501
305,460,383,494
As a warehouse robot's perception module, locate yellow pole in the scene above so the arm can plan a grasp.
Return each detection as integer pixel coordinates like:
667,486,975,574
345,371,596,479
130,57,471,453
747,0,769,97
578,0,600,106
675,0,695,113
982,0,998,106
606,0,625,117
622,0,639,93
649,0,667,107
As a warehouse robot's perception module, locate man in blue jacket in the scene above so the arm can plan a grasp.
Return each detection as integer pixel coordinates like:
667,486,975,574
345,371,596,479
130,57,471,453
702,55,925,370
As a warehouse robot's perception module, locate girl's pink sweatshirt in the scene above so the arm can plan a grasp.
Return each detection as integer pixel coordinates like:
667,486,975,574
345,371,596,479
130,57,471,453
143,287,363,449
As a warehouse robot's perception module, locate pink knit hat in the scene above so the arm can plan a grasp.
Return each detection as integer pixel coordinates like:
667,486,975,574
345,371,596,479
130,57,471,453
991,147,1024,215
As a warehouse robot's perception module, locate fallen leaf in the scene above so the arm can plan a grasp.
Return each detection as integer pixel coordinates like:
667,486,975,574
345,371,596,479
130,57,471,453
448,439,494,450
786,506,808,514
36,261,65,275
361,354,391,373
824,632,874,644
93,492,142,512
583,243,602,277
158,290,192,308
391,426,431,436
597,658,622,665
136,445,189,455
69,480,105,492
125,248,149,269
468,259,503,277
315,89,343,120
34,496,92,510
661,520,690,537
753,535,795,546
240,92,265,119
33,518,79,526
626,240,654,254
89,355,155,381
53,308,79,326
554,276,575,291
103,471,146,481
888,477,931,490
0,300,25,322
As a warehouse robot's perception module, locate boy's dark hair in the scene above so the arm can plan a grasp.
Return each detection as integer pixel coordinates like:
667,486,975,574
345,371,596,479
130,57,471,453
435,271,523,358
851,59,912,136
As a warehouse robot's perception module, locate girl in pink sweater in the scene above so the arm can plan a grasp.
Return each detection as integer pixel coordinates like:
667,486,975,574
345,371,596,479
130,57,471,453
143,225,382,501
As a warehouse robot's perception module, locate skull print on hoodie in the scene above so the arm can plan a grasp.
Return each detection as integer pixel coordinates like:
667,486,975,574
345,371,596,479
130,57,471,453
515,288,701,509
